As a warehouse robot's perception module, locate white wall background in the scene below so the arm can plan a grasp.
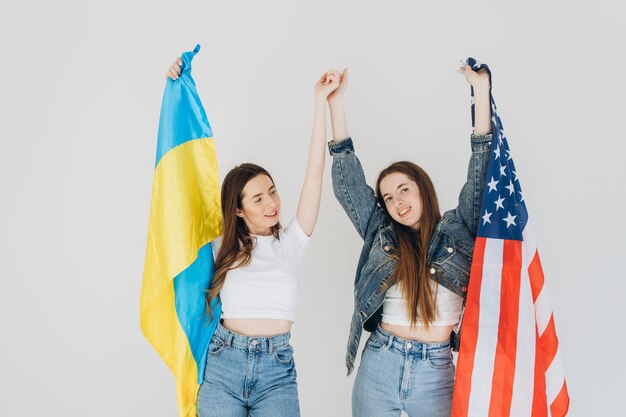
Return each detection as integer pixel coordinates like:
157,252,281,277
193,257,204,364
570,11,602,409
1,1,624,416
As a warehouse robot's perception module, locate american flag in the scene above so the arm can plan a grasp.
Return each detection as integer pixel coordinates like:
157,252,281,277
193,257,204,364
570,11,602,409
451,58,570,417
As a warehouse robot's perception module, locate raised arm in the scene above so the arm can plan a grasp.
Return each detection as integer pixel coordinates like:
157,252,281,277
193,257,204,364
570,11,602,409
295,71,341,236
447,64,493,234
459,64,492,135
327,70,382,240
328,68,350,140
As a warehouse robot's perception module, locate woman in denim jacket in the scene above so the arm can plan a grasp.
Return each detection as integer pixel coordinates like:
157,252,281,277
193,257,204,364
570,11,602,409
326,64,492,417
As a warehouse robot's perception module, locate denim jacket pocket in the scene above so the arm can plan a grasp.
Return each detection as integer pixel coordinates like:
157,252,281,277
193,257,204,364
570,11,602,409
431,233,470,291
431,233,456,265
379,227,398,257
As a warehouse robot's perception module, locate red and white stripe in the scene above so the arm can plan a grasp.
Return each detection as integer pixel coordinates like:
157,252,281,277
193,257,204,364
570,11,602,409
451,222,570,417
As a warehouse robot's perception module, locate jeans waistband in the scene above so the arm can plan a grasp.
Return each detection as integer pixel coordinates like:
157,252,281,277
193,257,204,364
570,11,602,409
374,324,451,355
214,321,291,352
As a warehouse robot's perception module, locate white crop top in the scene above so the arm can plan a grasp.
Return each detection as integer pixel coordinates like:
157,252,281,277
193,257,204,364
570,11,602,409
214,217,310,322
382,280,463,327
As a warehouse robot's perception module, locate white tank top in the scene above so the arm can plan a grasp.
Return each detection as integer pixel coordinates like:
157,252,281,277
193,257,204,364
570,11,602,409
382,280,463,326
215,217,310,322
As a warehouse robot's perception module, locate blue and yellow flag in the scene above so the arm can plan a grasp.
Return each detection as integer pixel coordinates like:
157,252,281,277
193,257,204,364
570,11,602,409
140,44,222,417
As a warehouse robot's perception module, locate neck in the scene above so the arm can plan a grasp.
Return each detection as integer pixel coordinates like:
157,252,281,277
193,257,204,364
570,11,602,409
248,225,273,236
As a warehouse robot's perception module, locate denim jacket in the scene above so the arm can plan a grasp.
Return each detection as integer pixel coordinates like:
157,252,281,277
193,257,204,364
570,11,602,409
328,134,492,375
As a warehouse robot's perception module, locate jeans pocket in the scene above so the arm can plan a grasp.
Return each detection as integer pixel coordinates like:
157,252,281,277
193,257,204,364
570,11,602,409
207,336,225,356
272,345,294,366
364,334,388,352
427,351,454,370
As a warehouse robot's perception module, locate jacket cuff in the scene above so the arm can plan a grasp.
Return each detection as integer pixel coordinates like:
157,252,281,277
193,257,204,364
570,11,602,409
328,137,354,156
470,133,493,152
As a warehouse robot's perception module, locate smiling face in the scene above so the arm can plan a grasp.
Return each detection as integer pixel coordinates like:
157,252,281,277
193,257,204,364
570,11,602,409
236,174,281,235
379,172,423,231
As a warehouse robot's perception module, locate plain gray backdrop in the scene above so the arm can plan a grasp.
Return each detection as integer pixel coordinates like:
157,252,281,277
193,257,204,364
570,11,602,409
1,1,624,416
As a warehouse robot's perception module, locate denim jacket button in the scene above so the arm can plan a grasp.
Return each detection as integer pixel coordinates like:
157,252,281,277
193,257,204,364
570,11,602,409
429,267,436,274
447,247,454,253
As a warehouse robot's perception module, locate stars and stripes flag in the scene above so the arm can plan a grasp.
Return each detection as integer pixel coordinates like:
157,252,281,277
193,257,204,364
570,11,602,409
451,58,570,417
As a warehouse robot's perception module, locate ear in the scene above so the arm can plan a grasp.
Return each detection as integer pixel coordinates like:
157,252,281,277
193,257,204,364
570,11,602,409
235,209,245,218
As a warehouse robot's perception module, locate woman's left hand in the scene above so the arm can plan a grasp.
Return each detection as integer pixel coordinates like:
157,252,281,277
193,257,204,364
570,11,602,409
315,70,341,100
328,68,348,104
458,62,491,90
459,60,492,135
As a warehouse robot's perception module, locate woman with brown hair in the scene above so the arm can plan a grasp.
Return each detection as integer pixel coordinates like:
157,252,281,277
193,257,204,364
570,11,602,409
165,60,340,417
326,63,493,417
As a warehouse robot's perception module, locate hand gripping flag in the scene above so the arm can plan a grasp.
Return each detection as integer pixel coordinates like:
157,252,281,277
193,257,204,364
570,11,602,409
451,59,570,417
140,44,222,417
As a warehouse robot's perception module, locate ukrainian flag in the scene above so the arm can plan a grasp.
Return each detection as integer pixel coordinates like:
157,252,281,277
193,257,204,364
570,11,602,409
140,44,222,417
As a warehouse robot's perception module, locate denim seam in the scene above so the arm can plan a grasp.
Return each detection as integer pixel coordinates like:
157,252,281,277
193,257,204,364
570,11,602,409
400,353,414,401
336,157,362,234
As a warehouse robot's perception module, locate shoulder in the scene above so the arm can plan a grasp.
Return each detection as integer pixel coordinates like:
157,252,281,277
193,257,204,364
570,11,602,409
280,217,310,250
211,236,223,258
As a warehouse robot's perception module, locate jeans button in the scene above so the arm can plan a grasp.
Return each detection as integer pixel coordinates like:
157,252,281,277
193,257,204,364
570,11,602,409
251,339,259,346
406,342,413,349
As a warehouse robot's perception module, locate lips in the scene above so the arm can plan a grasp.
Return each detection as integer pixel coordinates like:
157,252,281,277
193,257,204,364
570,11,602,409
398,207,411,218
265,210,278,218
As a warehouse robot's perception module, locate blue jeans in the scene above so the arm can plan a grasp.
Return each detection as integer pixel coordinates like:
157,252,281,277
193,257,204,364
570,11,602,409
197,322,300,417
352,325,455,417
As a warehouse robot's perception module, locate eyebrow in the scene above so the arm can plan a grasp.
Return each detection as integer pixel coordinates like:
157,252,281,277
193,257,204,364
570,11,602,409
250,185,276,200
382,183,408,197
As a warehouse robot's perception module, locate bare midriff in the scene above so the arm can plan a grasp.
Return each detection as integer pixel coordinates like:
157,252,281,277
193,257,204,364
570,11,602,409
222,318,293,337
381,322,455,343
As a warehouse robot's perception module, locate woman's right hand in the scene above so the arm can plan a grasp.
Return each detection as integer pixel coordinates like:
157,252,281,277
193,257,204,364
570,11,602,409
165,57,183,80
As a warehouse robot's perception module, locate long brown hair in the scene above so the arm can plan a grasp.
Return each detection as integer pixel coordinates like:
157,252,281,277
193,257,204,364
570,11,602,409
375,161,441,327
207,163,281,313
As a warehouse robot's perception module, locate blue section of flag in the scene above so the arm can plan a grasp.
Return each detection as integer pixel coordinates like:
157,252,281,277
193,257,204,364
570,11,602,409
155,44,213,167
173,242,222,384
466,58,529,241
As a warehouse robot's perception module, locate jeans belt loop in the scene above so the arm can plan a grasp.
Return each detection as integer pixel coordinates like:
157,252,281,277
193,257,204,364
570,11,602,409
386,333,394,349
